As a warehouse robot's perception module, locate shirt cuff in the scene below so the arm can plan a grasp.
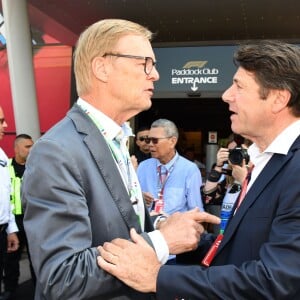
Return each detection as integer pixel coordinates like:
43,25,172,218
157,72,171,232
7,213,18,234
148,230,169,264
7,220,18,234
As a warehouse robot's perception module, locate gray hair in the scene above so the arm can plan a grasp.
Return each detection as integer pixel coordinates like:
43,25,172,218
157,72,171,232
151,119,179,138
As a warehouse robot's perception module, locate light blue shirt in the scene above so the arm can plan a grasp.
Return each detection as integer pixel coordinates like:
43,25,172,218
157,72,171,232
137,152,204,214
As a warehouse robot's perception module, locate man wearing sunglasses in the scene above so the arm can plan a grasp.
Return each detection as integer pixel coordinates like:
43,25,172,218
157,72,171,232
137,119,204,221
132,126,151,164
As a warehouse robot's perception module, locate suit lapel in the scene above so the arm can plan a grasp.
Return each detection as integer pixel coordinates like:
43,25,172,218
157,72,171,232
68,105,142,233
216,145,296,255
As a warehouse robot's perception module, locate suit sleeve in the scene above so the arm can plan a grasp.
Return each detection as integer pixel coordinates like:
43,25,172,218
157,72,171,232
156,157,300,299
22,138,144,299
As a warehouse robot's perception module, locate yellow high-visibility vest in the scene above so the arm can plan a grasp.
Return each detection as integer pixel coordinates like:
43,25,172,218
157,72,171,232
8,158,23,215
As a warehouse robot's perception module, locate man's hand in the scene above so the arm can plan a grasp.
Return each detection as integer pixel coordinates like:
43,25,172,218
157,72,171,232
231,160,249,184
97,210,220,292
159,208,220,254
143,191,154,207
7,232,19,252
97,228,160,293
216,147,229,167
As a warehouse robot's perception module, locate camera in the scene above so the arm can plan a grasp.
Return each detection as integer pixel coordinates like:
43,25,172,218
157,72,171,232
228,147,250,166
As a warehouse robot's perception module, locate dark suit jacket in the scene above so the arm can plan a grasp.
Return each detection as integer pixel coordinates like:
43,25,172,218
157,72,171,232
157,135,300,299
22,104,155,300
133,149,151,164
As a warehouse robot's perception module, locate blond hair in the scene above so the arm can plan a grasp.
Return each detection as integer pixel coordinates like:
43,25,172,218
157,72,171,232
73,19,153,96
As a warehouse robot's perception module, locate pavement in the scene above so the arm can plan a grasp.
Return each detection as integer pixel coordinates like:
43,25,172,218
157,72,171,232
4,253,35,300
11,253,34,300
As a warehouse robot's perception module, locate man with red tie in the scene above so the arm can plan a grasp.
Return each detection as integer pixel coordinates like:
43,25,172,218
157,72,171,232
98,40,300,299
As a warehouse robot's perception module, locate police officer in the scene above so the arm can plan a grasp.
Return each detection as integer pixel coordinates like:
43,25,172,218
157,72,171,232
0,106,19,300
2,134,35,300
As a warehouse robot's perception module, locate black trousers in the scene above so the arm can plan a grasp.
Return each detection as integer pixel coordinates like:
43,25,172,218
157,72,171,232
0,224,8,293
3,215,36,292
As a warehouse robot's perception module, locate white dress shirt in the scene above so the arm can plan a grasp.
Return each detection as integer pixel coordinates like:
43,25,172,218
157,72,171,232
0,147,18,234
77,98,169,264
248,119,300,191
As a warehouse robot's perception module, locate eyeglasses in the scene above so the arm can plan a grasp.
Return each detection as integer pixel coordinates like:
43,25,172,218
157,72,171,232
103,53,156,75
0,118,5,125
138,136,148,142
145,137,172,144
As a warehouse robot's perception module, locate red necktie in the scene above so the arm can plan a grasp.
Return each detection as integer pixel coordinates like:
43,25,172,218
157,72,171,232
233,165,254,214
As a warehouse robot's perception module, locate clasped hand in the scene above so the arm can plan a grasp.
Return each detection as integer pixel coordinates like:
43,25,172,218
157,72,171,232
97,209,220,292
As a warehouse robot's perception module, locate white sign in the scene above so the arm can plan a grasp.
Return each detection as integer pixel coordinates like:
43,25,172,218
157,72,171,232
208,131,217,143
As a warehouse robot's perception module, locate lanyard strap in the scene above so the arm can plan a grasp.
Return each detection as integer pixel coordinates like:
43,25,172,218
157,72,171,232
156,155,179,199
77,103,141,207
157,166,169,199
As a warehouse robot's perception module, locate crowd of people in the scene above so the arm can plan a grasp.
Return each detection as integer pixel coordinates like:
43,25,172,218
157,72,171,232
0,18,300,300
202,133,252,234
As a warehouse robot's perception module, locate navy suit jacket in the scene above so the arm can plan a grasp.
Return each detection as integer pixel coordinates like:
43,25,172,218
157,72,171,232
158,135,300,299
22,105,155,300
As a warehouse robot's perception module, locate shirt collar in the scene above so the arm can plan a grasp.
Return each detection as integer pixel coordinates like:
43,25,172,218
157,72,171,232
77,98,134,141
157,151,179,170
264,119,300,155
248,119,300,164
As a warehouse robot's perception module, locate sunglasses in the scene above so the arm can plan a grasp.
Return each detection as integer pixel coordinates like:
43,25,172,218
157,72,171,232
145,136,172,144
138,136,148,142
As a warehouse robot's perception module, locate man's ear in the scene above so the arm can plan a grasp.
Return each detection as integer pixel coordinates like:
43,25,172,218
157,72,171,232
170,136,178,147
272,89,291,113
91,56,108,82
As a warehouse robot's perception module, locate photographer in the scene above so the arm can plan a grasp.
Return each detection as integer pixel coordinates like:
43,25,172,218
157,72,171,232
202,134,251,233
